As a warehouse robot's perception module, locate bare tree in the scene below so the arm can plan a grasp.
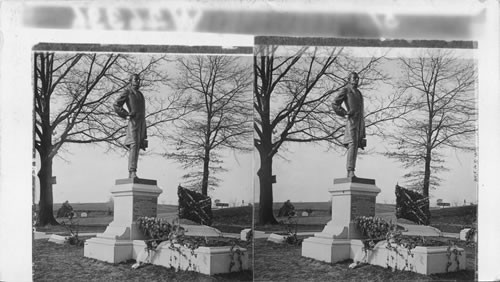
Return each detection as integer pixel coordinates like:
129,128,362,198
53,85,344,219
33,52,183,226
254,45,413,225
384,49,476,208
165,55,252,196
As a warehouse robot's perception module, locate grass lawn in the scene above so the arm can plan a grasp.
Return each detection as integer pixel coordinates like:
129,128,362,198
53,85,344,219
36,224,107,234
33,238,252,282
34,203,478,280
212,206,253,233
253,238,475,281
33,206,254,281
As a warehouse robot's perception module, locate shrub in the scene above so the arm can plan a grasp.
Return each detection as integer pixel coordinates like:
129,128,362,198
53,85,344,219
137,217,185,250
277,200,295,217
57,200,74,218
354,216,394,251
178,185,213,226
60,215,83,246
395,185,430,225
354,216,392,240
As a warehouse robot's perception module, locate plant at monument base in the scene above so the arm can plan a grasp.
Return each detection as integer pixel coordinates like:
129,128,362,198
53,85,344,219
137,216,249,250
354,216,394,251
465,227,476,242
229,245,245,272
136,216,249,272
278,216,302,246
137,217,180,251
445,243,463,273
60,213,83,247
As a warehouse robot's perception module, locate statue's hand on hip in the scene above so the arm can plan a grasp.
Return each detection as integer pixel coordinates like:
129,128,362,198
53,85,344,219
347,110,358,118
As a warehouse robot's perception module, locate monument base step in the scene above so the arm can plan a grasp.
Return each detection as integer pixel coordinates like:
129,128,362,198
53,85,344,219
48,234,68,244
302,237,466,275
84,237,133,263
131,240,249,275
301,237,351,263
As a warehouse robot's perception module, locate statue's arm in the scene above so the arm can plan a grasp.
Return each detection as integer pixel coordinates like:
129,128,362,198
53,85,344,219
332,88,347,117
113,91,129,119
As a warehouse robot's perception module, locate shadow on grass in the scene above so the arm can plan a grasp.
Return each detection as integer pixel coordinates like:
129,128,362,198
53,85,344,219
33,239,252,281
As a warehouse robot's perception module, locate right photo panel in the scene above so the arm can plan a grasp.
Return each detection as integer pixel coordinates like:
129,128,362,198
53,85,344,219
253,37,477,281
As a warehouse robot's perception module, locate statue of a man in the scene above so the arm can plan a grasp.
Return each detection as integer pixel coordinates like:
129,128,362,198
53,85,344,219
114,74,148,179
332,72,366,178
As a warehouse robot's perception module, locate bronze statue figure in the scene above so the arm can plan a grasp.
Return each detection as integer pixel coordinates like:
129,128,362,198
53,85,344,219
332,72,366,178
114,74,148,179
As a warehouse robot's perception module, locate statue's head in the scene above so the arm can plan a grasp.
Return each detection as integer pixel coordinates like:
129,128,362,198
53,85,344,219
130,74,140,90
348,72,359,88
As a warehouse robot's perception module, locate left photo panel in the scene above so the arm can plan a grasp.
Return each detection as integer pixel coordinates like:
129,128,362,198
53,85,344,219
32,44,254,280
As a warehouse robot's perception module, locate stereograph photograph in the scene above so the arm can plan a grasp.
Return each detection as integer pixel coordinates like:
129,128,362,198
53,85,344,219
31,46,254,281
0,0,498,281
30,40,479,281
252,38,478,281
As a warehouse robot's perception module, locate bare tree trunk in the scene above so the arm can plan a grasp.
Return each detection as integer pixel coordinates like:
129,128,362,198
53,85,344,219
201,148,210,196
423,151,432,198
258,151,278,225
37,156,58,226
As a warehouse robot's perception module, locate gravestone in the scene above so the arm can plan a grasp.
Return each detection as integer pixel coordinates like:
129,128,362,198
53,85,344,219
302,177,381,263
84,178,162,263
80,212,88,218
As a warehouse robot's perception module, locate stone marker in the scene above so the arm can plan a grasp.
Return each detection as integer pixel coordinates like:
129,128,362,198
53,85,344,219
182,225,222,237
80,212,88,218
240,228,266,241
48,234,67,244
84,178,162,263
301,211,309,217
397,222,442,237
268,233,287,244
34,231,50,240
302,177,380,263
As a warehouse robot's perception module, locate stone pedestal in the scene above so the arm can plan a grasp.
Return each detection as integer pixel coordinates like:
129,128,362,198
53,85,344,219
84,178,162,263
302,177,380,263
